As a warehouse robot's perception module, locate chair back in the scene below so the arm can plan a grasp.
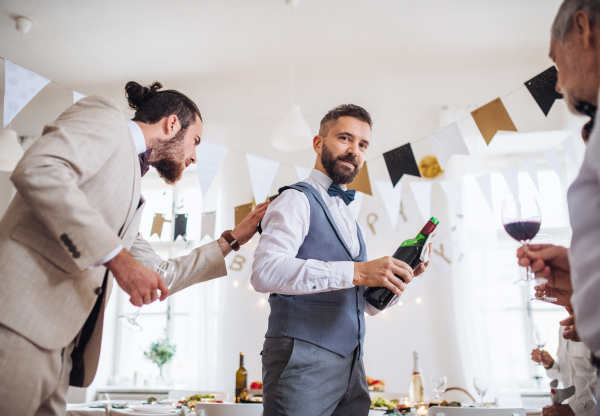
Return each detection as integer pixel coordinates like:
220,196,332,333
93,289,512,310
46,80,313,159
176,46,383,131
429,408,526,416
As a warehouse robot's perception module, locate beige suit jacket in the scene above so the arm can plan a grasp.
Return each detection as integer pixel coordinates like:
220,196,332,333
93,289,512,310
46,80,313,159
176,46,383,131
0,96,227,387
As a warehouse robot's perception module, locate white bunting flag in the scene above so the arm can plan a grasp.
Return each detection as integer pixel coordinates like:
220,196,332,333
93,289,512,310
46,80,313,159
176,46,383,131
246,154,281,204
475,173,494,212
561,137,580,167
73,91,86,103
294,166,312,182
409,181,433,223
439,179,463,216
348,191,364,220
543,148,564,182
375,180,402,229
500,165,520,195
428,122,470,169
359,206,392,241
196,141,229,197
521,158,540,192
4,60,50,127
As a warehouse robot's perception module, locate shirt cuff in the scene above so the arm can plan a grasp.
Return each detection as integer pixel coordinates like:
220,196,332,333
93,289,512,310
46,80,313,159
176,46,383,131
329,261,356,290
92,244,124,267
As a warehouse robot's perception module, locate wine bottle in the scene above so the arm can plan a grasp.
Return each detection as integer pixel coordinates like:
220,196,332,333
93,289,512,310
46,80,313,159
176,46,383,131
235,352,248,403
408,351,425,406
363,217,439,311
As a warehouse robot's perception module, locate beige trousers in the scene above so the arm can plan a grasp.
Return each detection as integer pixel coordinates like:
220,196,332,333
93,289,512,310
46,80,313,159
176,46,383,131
0,324,74,416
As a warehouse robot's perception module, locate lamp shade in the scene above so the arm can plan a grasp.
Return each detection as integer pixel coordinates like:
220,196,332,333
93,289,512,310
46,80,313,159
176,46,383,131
0,128,23,172
271,105,313,151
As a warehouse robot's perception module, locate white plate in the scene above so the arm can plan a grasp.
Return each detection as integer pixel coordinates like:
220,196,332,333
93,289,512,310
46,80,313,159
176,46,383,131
111,410,176,416
130,404,176,414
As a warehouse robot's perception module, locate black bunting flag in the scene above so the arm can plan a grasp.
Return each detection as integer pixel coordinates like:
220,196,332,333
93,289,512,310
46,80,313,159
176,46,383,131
174,214,188,241
525,66,563,116
383,143,421,187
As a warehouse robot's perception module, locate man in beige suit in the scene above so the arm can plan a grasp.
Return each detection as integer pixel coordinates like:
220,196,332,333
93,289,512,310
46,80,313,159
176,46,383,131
0,81,268,415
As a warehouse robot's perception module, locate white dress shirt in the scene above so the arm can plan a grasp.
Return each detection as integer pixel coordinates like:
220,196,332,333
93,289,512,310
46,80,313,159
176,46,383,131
93,120,146,266
568,89,600,357
251,169,396,316
546,326,597,415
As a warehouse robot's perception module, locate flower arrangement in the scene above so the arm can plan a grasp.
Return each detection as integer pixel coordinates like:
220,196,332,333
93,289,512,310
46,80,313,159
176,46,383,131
143,334,177,380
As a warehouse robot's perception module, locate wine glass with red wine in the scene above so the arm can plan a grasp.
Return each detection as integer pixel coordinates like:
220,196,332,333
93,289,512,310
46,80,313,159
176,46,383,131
501,194,542,285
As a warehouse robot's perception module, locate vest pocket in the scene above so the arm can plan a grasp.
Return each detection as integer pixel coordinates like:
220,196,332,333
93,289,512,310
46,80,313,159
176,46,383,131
304,300,340,307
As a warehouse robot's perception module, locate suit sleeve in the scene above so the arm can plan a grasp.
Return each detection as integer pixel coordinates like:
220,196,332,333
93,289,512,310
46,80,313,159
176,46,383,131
10,97,126,271
129,232,227,296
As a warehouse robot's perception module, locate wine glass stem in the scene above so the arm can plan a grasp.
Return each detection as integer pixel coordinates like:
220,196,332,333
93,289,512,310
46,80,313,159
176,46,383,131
132,307,142,320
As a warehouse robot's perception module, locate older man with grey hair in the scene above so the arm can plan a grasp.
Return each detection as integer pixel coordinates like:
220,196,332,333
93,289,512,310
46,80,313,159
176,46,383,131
516,1,600,415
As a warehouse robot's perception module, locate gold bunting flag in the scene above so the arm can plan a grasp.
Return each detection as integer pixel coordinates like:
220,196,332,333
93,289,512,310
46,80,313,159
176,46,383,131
471,98,517,145
150,214,170,238
235,203,254,227
347,161,373,196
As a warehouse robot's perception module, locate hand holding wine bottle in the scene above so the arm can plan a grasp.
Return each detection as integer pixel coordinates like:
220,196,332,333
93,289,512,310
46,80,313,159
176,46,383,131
353,257,415,296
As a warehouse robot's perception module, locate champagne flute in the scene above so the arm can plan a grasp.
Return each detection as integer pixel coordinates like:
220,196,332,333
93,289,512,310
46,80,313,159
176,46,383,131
118,258,176,332
533,328,549,366
431,376,447,402
501,194,543,285
528,234,557,302
473,377,489,407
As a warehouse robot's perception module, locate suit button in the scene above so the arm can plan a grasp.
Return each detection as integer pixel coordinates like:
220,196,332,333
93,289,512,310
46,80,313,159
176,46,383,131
357,310,361,316
73,251,81,259
358,332,362,339
65,238,73,247
68,245,77,253
60,234,68,242
94,287,103,295
312,286,316,290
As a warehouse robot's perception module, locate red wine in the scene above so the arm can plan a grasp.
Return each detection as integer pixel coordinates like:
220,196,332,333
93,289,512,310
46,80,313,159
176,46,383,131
503,221,540,242
364,218,439,311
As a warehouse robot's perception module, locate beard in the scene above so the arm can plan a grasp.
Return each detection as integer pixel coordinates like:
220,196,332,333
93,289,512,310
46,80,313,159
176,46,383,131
321,142,360,185
149,128,187,185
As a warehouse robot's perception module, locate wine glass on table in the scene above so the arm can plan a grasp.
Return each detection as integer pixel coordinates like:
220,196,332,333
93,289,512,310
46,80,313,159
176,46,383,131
528,234,557,302
118,258,175,332
473,377,489,407
501,194,542,286
533,328,549,366
431,376,447,403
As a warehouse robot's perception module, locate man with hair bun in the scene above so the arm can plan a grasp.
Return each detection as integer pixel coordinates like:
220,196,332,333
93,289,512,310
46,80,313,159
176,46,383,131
252,104,430,415
0,81,268,415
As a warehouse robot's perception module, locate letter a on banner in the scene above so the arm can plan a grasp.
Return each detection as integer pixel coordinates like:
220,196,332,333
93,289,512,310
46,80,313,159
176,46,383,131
246,154,281,204
196,140,229,197
471,98,517,145
4,61,50,127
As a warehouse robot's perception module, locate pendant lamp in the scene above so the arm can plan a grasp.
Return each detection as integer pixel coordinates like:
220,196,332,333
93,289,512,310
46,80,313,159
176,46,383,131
0,128,23,172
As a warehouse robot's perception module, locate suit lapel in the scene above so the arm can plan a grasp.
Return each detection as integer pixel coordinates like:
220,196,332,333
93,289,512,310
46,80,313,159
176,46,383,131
119,129,142,238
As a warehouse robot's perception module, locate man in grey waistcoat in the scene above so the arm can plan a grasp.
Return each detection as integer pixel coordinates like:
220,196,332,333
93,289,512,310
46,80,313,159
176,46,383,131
251,104,429,416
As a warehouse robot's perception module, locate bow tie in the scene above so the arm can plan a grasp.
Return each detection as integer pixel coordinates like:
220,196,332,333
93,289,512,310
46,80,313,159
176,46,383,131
138,148,153,177
327,183,355,206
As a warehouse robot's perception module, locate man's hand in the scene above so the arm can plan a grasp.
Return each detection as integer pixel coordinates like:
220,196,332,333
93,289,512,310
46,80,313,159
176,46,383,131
560,315,581,342
531,348,554,368
517,245,572,300
218,201,270,257
353,257,414,296
542,403,574,416
533,284,573,308
105,249,168,307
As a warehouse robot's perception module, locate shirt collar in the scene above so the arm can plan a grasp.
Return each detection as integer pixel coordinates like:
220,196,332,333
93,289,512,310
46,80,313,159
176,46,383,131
310,169,334,189
127,120,147,155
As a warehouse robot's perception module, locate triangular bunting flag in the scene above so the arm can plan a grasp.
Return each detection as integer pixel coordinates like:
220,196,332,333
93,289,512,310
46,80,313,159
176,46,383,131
521,158,540,192
201,211,216,240
294,166,312,181
348,191,365,220
439,179,463,216
524,66,563,116
409,181,433,223
543,148,564,182
347,161,373,196
235,203,254,227
375,180,402,229
150,214,170,238
174,214,188,241
196,140,229,197
428,122,470,169
561,137,580,166
500,165,520,195
4,60,51,127
475,174,494,212
383,143,421,187
471,98,518,145
73,91,86,103
246,153,281,204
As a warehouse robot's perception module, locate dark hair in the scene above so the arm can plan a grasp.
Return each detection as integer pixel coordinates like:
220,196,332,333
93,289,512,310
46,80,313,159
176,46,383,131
125,81,202,132
319,104,372,137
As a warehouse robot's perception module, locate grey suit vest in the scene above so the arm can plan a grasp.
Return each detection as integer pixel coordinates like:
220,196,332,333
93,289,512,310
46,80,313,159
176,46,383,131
264,182,368,358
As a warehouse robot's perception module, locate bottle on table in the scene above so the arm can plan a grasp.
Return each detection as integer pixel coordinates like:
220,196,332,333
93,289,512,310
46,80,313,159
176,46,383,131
363,217,439,310
235,352,248,403
409,351,425,407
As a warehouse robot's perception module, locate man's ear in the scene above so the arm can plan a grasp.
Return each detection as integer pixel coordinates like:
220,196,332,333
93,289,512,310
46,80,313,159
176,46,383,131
163,115,180,135
573,10,594,49
313,135,322,154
